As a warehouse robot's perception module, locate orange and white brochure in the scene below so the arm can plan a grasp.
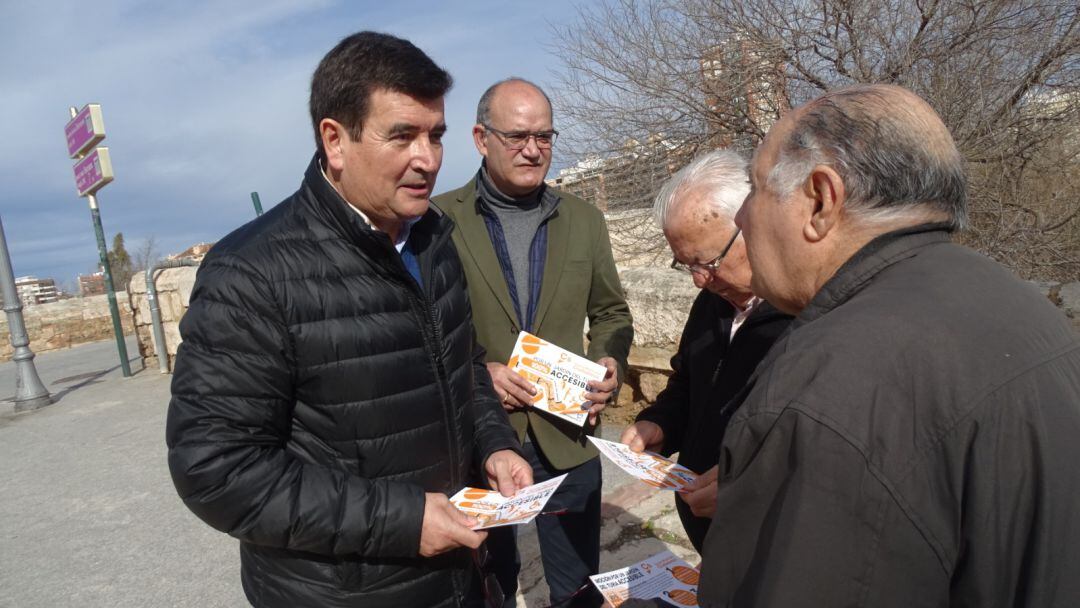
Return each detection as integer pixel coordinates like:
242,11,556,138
507,331,607,427
590,550,701,607
587,437,698,492
449,474,567,530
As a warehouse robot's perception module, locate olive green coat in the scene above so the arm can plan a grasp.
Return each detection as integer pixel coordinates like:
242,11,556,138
433,180,634,470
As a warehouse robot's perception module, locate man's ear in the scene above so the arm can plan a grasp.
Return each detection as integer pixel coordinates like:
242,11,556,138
320,118,349,172
803,165,846,242
472,124,489,157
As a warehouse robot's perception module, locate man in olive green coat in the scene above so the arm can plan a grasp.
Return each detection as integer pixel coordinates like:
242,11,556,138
433,78,633,607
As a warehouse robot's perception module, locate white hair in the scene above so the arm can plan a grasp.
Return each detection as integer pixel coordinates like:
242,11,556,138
654,150,750,229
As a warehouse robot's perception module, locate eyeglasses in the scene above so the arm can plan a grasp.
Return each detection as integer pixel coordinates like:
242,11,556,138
482,124,558,150
670,227,741,276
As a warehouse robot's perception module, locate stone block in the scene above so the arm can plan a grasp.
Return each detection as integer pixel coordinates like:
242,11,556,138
158,291,185,323
628,345,675,372
128,273,148,295
637,371,671,403
157,267,197,294
43,333,70,351
1029,280,1060,303
615,383,639,408
22,315,43,332
132,294,154,326
163,322,184,356
135,326,155,359
1059,282,1080,319
619,267,698,348
177,269,197,308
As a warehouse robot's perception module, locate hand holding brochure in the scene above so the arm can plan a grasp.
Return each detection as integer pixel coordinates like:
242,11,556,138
507,331,607,427
589,550,700,607
449,474,567,529
588,437,698,492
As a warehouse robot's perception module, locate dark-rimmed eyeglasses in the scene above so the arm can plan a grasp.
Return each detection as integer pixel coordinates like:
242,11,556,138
482,124,558,150
670,227,741,276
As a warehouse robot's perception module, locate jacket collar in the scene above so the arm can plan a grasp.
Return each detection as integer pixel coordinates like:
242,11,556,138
301,154,450,255
446,171,569,330
795,222,953,327
472,170,566,328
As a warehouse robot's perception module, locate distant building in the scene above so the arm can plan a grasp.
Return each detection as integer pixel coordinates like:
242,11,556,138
701,37,789,151
548,136,690,212
553,36,788,213
79,272,106,297
13,276,59,306
548,156,609,209
167,242,214,262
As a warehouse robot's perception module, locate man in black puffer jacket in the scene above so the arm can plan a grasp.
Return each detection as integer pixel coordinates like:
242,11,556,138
167,32,531,608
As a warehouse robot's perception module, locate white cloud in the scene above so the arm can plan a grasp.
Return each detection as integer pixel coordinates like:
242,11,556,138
2,0,583,283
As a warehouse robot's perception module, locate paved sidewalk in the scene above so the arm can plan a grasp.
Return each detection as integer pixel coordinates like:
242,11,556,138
1,339,695,608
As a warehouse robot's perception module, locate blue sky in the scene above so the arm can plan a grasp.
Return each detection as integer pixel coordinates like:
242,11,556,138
0,0,587,289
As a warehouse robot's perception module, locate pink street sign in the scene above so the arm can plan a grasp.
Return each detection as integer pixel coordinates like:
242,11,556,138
73,147,114,196
65,104,106,158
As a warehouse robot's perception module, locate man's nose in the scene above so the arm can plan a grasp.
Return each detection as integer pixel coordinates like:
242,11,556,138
692,271,709,289
412,139,440,173
520,137,542,159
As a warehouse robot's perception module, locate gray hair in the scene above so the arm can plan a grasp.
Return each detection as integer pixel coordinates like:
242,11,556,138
476,77,553,125
654,149,750,229
767,85,968,229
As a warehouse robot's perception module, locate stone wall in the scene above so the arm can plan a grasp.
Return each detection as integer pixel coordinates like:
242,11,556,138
0,294,134,362
128,267,197,373
123,262,1080,411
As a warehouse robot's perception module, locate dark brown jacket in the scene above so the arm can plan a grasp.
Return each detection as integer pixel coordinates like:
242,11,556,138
699,225,1080,607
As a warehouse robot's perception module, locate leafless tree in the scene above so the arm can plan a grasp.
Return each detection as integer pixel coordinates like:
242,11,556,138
132,235,161,274
551,0,1080,281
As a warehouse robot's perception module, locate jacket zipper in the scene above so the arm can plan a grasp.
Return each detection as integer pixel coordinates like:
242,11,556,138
416,227,466,603
375,225,462,491
405,228,461,487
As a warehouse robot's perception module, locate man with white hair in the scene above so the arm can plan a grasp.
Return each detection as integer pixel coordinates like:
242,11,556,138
697,84,1080,606
620,150,791,551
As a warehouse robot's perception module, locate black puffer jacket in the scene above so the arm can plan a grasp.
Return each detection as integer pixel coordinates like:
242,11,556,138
167,157,519,608
636,292,791,551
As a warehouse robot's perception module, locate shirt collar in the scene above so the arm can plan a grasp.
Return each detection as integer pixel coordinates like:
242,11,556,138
320,161,415,253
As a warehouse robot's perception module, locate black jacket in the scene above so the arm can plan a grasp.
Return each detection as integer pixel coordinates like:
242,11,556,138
699,225,1080,607
635,291,791,551
167,157,520,608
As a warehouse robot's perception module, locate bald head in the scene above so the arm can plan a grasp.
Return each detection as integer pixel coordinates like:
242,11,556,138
476,78,553,126
767,84,967,229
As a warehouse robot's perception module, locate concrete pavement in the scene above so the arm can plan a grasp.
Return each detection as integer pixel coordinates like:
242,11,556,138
1,338,695,607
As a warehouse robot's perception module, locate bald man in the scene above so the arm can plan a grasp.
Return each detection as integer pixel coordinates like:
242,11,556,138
434,78,632,608
697,85,1080,606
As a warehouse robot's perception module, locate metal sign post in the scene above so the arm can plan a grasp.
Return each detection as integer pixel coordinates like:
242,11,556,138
66,104,131,377
250,192,264,217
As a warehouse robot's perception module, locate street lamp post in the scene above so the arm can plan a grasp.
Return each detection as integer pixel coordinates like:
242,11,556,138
0,215,52,412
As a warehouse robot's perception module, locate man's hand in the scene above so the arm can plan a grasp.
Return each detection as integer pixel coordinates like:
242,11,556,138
419,493,488,557
583,357,619,425
484,449,534,497
619,421,665,454
486,362,536,412
678,465,719,519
